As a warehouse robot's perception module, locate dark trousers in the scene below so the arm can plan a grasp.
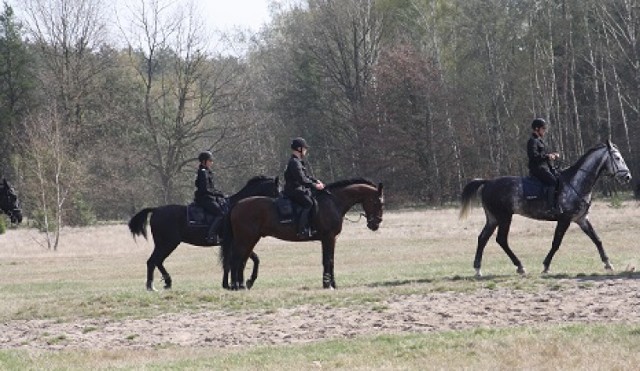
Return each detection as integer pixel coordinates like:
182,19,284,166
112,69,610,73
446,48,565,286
285,189,314,234
196,198,224,241
530,167,559,209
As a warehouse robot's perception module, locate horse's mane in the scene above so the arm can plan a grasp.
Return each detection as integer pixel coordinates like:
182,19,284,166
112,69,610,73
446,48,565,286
326,178,376,190
561,143,609,176
244,175,274,186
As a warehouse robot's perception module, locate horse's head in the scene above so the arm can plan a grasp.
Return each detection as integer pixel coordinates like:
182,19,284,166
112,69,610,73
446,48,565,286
605,141,632,184
362,182,384,231
1,179,23,224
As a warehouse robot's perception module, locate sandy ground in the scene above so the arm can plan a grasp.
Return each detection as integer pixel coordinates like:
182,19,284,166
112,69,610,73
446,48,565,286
2,276,639,350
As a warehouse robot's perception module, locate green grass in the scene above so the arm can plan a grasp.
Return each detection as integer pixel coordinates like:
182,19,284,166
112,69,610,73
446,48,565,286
1,201,640,368
2,324,640,370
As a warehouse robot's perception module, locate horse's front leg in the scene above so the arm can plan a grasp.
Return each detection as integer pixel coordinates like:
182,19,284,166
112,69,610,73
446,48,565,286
321,236,337,289
542,219,571,274
576,217,613,271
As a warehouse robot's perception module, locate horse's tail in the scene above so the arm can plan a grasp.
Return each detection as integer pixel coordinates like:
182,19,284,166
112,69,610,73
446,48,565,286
219,213,234,268
459,179,488,220
128,207,155,240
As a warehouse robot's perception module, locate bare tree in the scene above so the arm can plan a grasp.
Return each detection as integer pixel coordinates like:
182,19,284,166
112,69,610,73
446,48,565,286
121,0,243,203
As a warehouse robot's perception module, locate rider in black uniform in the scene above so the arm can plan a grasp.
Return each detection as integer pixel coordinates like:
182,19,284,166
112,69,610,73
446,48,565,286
527,118,561,213
283,137,325,238
194,151,226,244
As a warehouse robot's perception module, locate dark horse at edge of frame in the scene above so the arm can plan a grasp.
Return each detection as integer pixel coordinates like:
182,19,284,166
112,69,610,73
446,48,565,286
459,141,632,277
128,175,279,291
0,178,23,225
221,178,384,290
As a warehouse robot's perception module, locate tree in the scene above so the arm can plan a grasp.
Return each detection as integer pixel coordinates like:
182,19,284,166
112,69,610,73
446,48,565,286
0,2,33,177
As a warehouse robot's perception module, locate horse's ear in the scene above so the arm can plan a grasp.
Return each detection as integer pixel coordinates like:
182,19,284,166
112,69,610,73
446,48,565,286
377,182,383,195
606,139,613,149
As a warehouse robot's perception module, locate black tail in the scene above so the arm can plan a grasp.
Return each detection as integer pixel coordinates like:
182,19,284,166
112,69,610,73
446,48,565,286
459,179,488,219
128,208,155,240
219,213,234,268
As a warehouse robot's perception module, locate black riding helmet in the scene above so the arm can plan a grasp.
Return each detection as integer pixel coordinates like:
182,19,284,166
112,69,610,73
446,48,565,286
198,150,213,162
291,137,309,150
531,118,547,130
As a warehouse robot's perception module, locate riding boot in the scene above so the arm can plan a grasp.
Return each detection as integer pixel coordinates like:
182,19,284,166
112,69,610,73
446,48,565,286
297,207,312,238
545,186,560,214
206,216,223,244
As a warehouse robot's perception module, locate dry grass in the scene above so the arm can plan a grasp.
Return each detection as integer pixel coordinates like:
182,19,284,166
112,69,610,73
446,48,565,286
1,200,640,368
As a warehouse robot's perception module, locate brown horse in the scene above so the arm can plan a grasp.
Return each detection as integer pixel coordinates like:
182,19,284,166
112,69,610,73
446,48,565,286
221,178,384,290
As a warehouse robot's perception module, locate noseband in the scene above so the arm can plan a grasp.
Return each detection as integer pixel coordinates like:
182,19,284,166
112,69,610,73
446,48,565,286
606,147,628,178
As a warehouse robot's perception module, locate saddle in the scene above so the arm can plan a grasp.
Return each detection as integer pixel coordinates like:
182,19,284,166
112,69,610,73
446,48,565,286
186,198,229,226
274,194,317,224
274,196,298,224
522,176,549,200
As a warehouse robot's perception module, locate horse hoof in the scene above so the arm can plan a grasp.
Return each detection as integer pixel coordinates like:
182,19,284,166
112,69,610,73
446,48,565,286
246,280,254,290
604,263,614,272
474,269,482,278
517,266,526,275
146,284,157,292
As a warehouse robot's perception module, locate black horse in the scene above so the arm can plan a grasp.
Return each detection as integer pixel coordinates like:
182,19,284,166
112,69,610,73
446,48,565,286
0,179,22,225
221,178,384,290
128,175,279,291
460,141,632,276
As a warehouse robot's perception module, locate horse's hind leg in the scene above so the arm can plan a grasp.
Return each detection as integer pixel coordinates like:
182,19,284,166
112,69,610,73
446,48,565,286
474,218,497,277
246,252,260,290
148,241,178,290
495,215,525,275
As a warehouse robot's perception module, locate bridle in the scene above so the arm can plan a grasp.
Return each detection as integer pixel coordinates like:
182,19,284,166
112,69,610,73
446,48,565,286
565,146,628,207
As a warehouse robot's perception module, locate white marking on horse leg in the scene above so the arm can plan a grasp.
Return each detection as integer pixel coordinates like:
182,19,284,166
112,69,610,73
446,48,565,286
475,268,482,277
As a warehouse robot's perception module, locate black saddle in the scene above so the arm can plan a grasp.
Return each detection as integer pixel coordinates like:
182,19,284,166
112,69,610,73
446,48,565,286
187,199,229,226
274,195,298,224
522,176,547,200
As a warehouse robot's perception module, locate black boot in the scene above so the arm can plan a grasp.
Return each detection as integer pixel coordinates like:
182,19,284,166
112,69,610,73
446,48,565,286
206,216,222,244
297,207,312,238
545,186,560,214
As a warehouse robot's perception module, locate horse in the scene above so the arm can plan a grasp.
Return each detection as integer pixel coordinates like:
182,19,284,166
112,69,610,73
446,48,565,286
221,178,384,290
460,141,632,277
128,175,279,291
0,179,22,225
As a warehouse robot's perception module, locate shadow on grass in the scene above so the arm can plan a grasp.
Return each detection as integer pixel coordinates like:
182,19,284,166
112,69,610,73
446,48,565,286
365,274,518,288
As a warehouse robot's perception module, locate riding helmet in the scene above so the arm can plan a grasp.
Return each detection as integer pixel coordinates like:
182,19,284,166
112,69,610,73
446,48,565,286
291,137,309,150
531,118,546,129
198,150,214,162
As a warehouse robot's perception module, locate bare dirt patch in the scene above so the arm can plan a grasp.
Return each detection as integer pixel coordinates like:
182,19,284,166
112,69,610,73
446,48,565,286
2,277,639,350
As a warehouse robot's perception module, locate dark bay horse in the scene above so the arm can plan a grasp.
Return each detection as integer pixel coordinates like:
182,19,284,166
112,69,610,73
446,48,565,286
128,176,279,291
460,141,631,276
0,179,22,225
221,178,384,290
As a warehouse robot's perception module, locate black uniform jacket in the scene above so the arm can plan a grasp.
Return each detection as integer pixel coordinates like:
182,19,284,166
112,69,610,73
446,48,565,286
284,155,317,195
194,165,224,203
527,133,554,172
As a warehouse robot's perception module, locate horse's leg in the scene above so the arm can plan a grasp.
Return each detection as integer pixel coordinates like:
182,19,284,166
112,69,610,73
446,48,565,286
495,215,525,275
246,252,260,290
321,236,337,289
542,219,571,274
153,241,179,289
576,218,613,271
146,250,159,291
473,217,498,277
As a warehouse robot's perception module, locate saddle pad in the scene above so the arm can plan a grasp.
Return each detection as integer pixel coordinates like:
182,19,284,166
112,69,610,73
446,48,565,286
274,197,296,224
186,203,214,226
522,176,545,200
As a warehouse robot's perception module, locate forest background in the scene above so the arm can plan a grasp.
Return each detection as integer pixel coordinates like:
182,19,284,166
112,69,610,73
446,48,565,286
1,0,638,248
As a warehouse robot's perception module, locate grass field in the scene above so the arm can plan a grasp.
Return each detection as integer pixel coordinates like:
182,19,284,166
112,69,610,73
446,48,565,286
1,200,640,369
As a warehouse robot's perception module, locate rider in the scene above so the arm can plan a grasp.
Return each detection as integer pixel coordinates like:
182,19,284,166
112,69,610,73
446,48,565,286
284,137,325,238
527,118,561,213
194,150,226,244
